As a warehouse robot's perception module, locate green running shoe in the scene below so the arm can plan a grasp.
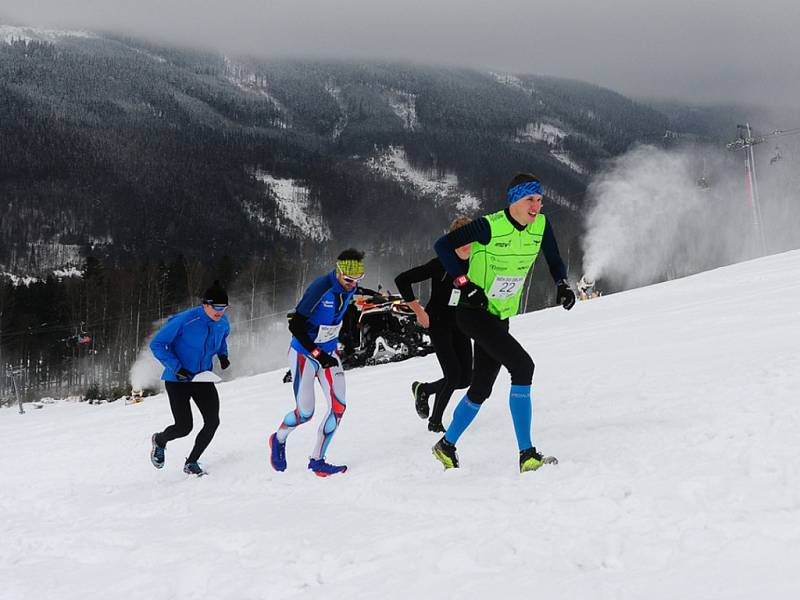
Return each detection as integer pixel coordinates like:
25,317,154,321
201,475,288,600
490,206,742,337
433,437,459,469
519,447,558,473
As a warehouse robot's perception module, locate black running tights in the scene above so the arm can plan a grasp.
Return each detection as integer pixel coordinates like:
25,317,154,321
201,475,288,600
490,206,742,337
455,307,534,404
155,381,220,463
424,323,473,423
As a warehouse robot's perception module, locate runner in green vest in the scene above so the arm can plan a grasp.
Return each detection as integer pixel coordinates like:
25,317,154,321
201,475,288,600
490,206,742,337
431,173,576,473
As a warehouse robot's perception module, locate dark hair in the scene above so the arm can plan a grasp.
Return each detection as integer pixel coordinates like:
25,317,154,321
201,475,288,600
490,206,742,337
337,248,364,261
507,173,540,191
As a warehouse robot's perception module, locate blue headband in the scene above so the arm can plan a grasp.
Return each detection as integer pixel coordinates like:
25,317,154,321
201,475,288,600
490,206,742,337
507,181,543,204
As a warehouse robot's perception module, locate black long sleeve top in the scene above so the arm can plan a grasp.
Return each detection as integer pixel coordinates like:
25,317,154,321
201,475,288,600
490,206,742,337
433,208,567,284
394,256,469,326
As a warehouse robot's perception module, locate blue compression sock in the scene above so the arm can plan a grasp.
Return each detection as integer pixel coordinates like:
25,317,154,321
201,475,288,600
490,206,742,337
444,395,481,445
509,384,533,451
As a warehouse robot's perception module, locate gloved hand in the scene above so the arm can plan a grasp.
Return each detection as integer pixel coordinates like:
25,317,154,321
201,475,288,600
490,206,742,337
455,276,488,310
176,367,194,380
311,349,339,369
556,280,576,311
219,355,230,370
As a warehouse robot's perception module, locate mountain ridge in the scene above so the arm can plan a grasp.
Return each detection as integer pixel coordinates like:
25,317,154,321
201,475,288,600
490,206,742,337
1,25,697,277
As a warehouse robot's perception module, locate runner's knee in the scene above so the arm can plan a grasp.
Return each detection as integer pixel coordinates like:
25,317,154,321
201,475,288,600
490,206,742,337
174,423,193,437
509,354,534,386
466,383,491,404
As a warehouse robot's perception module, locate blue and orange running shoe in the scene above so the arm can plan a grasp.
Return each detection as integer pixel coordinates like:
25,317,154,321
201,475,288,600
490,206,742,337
308,458,347,477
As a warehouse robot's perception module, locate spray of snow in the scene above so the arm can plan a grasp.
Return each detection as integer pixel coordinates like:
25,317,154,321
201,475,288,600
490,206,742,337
129,345,163,391
582,144,750,289
367,146,481,213
128,296,293,392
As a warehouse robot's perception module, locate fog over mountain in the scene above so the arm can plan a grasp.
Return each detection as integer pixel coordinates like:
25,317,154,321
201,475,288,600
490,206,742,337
2,0,798,108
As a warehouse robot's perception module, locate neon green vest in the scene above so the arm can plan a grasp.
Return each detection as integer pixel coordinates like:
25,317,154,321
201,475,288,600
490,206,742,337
466,210,546,319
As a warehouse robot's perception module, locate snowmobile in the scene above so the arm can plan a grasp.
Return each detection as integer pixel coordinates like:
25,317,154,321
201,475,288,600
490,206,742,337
338,288,433,369
282,287,433,382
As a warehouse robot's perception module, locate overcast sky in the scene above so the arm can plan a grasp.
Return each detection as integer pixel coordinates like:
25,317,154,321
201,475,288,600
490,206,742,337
3,0,798,108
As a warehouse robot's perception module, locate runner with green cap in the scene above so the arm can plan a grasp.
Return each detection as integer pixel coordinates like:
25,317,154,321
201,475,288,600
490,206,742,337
431,173,576,473
268,248,365,477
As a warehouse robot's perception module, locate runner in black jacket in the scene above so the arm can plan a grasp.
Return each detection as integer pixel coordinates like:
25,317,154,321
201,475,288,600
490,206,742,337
394,217,473,432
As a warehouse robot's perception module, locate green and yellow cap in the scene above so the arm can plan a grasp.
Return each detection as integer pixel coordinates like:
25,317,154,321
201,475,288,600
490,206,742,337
336,258,365,278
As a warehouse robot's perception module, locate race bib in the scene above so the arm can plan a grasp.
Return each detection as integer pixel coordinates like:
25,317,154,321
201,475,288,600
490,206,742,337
448,289,461,307
314,323,343,344
487,275,525,299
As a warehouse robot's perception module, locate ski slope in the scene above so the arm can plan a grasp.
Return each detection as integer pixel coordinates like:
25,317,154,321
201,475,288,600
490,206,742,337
3,251,800,600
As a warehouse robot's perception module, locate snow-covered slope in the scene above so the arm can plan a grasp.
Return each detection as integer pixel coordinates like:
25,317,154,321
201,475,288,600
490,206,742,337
367,146,482,212
250,171,331,242
0,24,95,45
3,251,800,599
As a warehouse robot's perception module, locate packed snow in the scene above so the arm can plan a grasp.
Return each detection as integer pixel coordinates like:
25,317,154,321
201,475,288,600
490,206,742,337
367,146,481,212
3,250,800,599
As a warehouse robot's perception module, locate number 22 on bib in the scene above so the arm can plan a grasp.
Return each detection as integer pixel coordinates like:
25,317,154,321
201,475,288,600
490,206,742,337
487,275,525,299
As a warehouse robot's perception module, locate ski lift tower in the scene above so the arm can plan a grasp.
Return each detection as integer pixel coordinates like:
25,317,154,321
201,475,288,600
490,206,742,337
727,123,768,256
727,123,800,256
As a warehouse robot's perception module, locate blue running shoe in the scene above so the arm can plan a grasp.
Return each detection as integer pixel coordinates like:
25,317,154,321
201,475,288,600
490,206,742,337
151,433,165,469
308,458,347,477
269,432,287,472
183,461,207,476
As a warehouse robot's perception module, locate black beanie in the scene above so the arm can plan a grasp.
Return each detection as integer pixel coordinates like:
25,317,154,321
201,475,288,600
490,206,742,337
202,280,228,305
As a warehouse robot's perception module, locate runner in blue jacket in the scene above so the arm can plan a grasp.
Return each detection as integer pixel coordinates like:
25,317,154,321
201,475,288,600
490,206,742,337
269,248,365,477
149,281,231,476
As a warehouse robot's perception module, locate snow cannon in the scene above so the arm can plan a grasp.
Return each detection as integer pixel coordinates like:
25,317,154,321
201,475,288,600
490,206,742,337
577,275,598,300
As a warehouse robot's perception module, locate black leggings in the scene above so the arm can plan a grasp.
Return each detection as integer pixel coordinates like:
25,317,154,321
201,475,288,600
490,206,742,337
155,381,220,463
424,322,473,423
456,308,534,404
